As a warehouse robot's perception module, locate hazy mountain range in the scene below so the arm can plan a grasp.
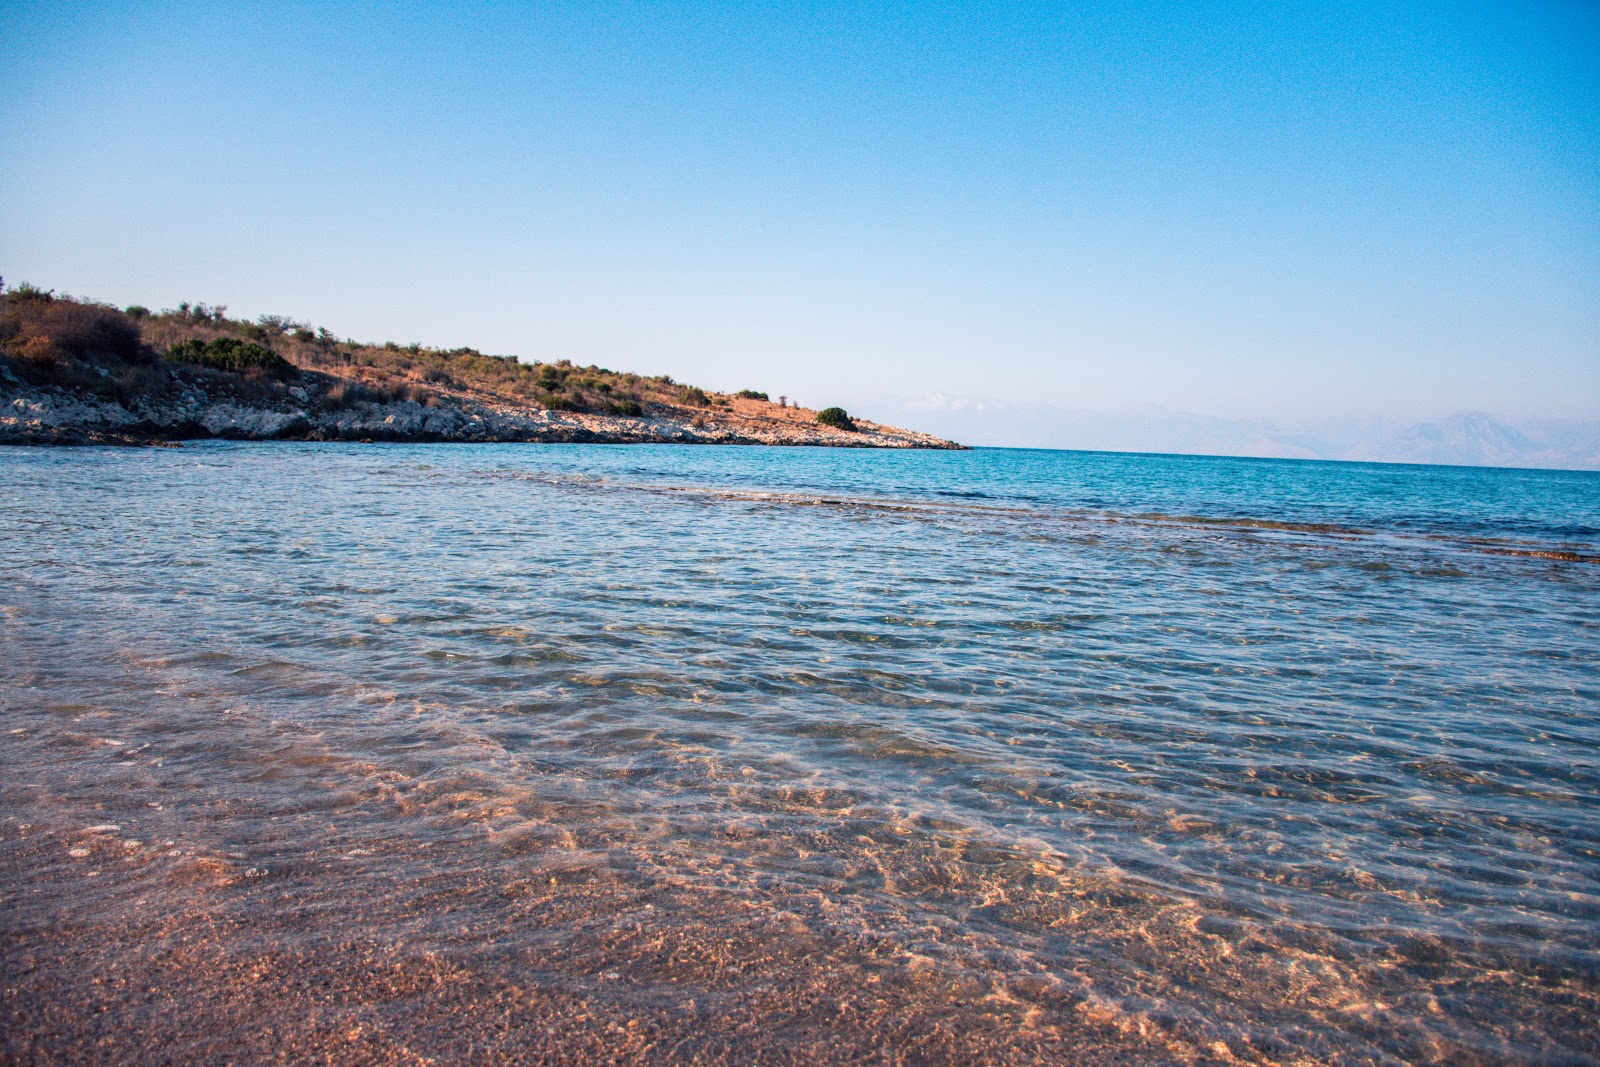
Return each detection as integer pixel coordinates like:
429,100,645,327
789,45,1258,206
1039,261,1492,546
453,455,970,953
873,398,1600,471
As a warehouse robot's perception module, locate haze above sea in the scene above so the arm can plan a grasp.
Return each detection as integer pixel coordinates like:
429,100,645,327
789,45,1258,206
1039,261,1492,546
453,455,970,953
3,443,1596,1065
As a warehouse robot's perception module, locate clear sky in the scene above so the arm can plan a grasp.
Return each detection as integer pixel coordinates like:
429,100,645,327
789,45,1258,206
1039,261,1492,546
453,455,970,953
4,1,1597,440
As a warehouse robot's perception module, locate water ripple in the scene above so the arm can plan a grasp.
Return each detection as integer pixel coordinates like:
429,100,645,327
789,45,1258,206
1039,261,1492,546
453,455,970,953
2,442,1597,1064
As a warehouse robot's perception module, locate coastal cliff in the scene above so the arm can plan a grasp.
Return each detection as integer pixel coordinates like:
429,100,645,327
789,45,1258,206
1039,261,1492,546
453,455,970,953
0,285,961,449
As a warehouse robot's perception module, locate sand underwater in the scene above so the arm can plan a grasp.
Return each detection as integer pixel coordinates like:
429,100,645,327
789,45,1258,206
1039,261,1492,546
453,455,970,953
3,442,1597,1065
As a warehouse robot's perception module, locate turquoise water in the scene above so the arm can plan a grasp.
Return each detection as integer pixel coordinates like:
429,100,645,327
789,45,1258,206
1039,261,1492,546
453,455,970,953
2,443,1597,1065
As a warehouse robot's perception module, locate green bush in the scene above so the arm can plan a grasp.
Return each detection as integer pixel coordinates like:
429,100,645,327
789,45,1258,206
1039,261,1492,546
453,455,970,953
612,399,643,417
816,406,857,431
167,337,295,378
737,389,768,400
538,390,582,411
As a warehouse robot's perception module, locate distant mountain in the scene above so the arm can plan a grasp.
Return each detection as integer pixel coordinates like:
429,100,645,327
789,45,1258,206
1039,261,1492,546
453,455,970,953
874,395,1600,471
1355,412,1600,470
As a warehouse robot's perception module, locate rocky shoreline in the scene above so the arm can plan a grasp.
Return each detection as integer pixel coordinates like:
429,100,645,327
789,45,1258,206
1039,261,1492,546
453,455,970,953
0,286,962,450
0,372,962,450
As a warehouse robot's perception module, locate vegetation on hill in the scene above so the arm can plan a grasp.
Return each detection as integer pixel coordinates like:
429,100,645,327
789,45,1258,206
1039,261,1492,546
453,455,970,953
0,281,784,419
0,283,177,407
0,280,960,449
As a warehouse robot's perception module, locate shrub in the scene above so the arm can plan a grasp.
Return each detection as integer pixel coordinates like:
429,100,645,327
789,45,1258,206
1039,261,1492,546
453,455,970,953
737,389,768,400
1,290,144,366
175,302,227,324
538,391,582,411
256,314,306,335
323,381,354,406
612,399,643,417
324,380,391,407
12,334,57,365
816,406,857,431
111,364,171,406
681,386,709,407
167,337,295,378
7,283,55,305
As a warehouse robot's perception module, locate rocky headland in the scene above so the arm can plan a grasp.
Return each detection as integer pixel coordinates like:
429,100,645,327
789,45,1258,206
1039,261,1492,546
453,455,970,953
0,285,961,450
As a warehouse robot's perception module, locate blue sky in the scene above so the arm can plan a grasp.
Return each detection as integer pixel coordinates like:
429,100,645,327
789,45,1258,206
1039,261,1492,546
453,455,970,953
3,1,1596,441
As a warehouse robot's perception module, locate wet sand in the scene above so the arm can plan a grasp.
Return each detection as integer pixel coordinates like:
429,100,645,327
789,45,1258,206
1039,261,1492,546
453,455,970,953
5,710,1592,1066
2,825,1180,1065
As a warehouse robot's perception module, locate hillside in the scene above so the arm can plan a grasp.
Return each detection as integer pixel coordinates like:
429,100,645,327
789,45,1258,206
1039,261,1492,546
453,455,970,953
0,284,961,449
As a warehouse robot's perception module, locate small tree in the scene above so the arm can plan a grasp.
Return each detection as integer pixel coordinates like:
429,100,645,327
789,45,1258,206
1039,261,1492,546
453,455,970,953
167,337,295,378
257,314,306,335
816,407,856,431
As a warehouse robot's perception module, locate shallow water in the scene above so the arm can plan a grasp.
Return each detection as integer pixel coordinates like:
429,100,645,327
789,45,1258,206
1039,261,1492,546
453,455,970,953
2,443,1597,1065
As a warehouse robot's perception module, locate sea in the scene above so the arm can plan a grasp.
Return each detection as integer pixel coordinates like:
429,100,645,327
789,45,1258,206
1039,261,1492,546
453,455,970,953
2,442,1597,1065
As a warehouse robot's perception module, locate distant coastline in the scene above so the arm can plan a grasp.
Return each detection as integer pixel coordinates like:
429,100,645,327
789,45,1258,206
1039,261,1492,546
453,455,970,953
0,284,962,450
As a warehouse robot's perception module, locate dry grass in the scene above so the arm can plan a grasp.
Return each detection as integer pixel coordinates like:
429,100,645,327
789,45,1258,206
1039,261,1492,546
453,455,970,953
0,284,862,433
123,298,751,419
